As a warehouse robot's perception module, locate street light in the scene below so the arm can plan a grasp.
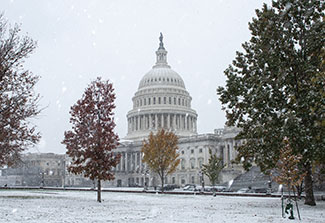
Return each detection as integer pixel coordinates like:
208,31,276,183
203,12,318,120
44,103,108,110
199,170,205,193
40,172,45,188
143,170,149,191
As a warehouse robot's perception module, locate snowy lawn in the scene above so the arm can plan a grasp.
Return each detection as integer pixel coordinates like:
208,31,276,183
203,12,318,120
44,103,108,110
0,189,324,223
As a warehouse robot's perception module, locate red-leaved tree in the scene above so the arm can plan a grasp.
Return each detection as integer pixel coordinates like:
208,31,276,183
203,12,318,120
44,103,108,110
0,14,41,167
62,77,120,202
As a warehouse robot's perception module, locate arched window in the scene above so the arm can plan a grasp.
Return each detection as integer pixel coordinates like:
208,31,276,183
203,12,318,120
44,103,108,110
158,97,161,104
198,158,204,169
181,159,186,170
153,97,156,104
164,97,166,104
148,98,151,105
190,158,195,169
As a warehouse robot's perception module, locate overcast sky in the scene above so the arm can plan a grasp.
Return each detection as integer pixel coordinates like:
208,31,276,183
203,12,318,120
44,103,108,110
2,0,272,154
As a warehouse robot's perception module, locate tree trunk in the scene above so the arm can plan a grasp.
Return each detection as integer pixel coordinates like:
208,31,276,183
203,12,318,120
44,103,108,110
161,175,164,193
97,179,101,203
304,164,316,206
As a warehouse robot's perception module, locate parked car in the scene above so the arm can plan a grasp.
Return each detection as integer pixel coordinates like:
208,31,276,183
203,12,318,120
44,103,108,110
236,188,251,193
163,184,179,191
183,184,196,191
253,188,268,193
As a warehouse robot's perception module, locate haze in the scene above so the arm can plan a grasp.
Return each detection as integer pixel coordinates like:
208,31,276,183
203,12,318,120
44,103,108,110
1,0,272,154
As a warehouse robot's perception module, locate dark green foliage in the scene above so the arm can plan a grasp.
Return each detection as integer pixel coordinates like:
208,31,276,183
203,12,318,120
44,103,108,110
217,0,324,205
202,149,225,186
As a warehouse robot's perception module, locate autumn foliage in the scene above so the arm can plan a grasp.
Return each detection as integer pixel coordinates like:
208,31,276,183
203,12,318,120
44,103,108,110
0,14,40,167
273,138,306,198
141,129,180,192
62,77,120,202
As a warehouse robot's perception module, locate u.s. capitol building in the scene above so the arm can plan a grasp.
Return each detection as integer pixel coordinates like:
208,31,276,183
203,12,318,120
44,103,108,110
103,34,243,188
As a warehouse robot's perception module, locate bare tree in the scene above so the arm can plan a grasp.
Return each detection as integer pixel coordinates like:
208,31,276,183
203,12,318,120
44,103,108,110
0,13,41,167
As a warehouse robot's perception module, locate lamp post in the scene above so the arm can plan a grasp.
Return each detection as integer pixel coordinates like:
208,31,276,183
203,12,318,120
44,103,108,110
143,170,149,191
199,170,205,193
40,172,45,189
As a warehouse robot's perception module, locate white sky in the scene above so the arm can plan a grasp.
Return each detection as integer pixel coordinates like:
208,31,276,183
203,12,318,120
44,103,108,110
2,0,272,154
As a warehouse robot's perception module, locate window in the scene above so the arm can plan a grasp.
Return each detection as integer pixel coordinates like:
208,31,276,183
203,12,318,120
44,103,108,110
181,179,185,184
191,149,194,154
172,177,175,184
153,97,156,104
158,97,161,104
190,158,195,169
148,98,151,105
199,148,202,153
144,98,146,105
169,97,171,104
178,98,181,105
181,150,184,155
164,97,166,104
174,97,176,104
191,176,195,184
181,159,185,170
198,158,204,169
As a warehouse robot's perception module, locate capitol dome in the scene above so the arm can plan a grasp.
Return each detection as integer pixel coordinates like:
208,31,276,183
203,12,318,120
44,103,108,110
125,33,198,140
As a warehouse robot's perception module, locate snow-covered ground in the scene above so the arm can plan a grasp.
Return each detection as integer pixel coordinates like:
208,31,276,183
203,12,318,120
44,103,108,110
0,189,324,222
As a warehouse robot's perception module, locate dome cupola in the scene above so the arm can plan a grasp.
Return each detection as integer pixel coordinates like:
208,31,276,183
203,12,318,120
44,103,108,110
125,34,198,140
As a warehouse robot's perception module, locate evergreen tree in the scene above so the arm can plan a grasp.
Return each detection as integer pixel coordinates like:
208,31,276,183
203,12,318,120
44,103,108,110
62,77,120,202
217,0,324,205
141,129,180,192
0,14,41,167
202,149,225,186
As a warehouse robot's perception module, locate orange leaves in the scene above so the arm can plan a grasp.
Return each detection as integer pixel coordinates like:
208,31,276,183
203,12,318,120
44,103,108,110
273,138,306,190
141,129,180,178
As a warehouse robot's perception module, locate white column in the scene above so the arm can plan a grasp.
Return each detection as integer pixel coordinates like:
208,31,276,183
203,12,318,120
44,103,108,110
162,114,164,128
149,114,152,129
122,152,125,172
167,114,170,129
173,114,176,130
155,114,158,129
125,153,128,172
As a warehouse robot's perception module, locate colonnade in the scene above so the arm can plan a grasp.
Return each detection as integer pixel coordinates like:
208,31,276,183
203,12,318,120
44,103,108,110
116,151,143,173
127,113,197,134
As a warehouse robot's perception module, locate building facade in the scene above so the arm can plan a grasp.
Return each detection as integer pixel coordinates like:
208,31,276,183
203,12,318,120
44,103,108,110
0,153,65,187
103,34,243,188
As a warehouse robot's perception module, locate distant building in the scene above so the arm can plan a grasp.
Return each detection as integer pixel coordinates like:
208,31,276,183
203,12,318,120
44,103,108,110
0,153,65,187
